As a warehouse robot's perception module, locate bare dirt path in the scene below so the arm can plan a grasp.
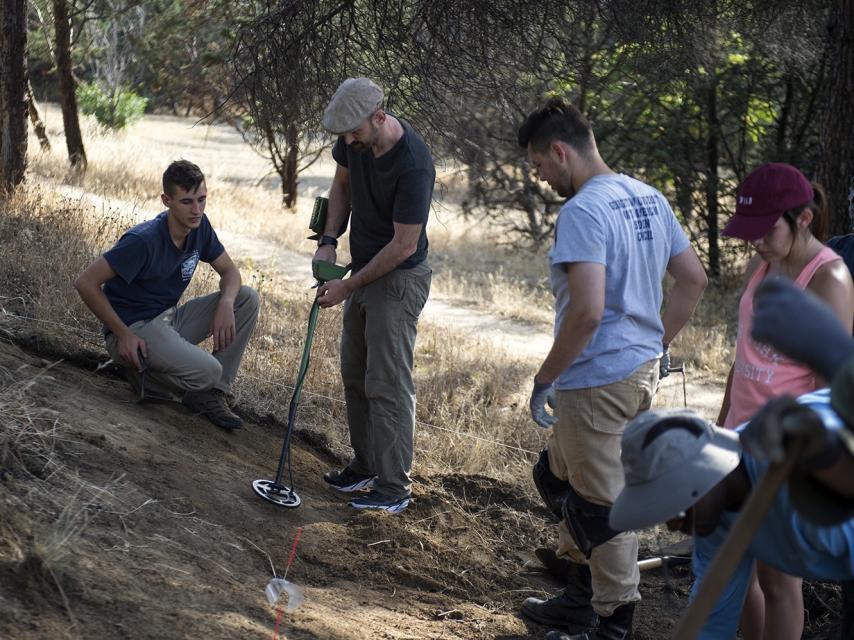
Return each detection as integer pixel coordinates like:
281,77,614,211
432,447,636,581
43,104,723,418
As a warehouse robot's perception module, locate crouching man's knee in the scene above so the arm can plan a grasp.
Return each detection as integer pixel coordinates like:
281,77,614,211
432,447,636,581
237,285,260,316
180,357,223,392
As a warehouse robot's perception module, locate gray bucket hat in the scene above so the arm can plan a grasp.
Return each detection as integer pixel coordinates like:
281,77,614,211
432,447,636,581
322,78,384,135
610,409,742,531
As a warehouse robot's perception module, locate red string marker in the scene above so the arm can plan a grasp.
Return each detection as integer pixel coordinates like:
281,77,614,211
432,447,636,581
271,527,303,640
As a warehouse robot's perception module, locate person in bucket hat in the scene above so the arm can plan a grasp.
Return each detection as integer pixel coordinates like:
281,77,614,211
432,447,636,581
611,395,854,640
717,162,854,639
313,78,434,514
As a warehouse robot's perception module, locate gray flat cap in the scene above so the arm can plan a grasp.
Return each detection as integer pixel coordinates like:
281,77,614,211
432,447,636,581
322,78,384,135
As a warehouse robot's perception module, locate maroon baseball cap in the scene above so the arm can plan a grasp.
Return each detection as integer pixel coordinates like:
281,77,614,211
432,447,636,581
722,163,814,241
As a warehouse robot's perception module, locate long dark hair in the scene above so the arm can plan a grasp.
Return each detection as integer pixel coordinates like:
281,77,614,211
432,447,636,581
782,181,828,242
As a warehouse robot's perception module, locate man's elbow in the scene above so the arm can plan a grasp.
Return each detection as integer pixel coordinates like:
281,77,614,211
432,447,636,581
577,307,604,334
72,274,87,294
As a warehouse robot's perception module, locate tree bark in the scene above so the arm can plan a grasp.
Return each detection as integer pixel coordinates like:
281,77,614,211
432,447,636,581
704,77,721,278
27,81,51,152
0,0,29,192
282,124,299,209
53,0,87,172
817,0,854,236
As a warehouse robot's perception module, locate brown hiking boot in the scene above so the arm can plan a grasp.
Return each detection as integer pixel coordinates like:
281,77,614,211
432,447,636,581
182,389,243,430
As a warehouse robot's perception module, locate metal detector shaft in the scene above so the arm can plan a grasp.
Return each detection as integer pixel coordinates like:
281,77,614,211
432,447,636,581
271,300,321,486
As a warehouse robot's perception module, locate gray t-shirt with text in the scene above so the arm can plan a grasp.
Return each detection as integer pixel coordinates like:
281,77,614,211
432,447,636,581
549,173,690,389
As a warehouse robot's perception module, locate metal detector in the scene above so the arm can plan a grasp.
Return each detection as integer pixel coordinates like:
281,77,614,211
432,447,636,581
253,197,350,508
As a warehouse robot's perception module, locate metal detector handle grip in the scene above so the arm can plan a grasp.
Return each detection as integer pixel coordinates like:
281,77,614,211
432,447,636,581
674,437,808,639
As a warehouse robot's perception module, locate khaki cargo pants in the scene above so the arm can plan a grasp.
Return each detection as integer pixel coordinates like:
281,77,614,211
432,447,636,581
340,261,431,499
105,285,259,395
548,359,659,616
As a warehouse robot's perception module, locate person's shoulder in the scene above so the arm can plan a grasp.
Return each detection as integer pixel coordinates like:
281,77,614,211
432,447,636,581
398,119,433,163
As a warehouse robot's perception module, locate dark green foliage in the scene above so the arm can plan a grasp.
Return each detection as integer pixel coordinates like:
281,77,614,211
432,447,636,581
76,82,147,129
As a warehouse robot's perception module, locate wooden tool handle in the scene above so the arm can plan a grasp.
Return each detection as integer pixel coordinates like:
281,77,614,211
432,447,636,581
674,439,807,639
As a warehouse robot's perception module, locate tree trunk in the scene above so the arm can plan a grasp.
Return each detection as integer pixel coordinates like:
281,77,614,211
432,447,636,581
0,0,29,192
817,0,854,237
282,124,299,209
27,81,51,152
53,0,87,172
704,77,721,278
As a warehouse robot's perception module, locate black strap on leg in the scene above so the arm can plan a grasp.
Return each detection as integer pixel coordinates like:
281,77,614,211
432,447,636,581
533,448,570,521
561,483,620,559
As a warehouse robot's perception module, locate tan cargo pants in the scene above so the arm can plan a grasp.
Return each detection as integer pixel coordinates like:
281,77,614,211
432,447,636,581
548,359,659,616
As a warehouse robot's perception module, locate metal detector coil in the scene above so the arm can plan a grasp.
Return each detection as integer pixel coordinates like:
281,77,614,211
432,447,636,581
252,479,302,508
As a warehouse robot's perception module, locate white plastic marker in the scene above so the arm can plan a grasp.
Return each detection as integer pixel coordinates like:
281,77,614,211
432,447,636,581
268,527,304,640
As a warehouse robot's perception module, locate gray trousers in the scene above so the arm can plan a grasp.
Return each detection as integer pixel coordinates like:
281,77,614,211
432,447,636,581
106,285,259,395
341,261,431,499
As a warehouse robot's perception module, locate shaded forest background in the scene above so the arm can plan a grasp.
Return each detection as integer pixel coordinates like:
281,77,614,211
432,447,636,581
2,0,852,278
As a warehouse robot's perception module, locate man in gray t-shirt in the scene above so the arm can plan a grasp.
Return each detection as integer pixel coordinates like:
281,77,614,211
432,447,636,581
312,78,434,515
516,98,707,640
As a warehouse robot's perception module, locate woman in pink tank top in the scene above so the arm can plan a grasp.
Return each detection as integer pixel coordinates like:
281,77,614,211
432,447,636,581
717,163,854,640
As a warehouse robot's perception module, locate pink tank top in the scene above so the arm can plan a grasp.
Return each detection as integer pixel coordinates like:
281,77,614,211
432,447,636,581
724,246,841,428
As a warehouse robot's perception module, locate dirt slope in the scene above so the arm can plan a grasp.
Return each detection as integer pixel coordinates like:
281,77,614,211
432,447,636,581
0,337,707,640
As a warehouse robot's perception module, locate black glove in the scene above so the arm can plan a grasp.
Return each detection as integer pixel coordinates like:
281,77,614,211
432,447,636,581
741,395,842,470
752,279,854,381
659,345,671,379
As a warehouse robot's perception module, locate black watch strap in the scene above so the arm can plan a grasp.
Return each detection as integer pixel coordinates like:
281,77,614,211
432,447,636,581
319,234,338,248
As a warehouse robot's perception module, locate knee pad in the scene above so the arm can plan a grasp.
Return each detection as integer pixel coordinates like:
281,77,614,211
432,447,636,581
561,484,619,559
532,449,570,521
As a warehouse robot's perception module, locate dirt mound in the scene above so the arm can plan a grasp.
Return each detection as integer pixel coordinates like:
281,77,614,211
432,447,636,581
0,338,841,639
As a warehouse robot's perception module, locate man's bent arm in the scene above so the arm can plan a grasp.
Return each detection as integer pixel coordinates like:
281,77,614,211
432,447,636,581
536,262,605,384
317,221,422,307
73,257,145,368
661,247,708,346
323,164,352,238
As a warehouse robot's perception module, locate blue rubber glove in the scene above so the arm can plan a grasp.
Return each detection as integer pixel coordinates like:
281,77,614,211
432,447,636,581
659,345,671,379
741,395,841,470
752,279,854,381
530,379,556,429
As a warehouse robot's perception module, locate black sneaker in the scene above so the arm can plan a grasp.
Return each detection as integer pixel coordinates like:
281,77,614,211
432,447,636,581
182,389,243,430
348,490,410,514
323,467,376,493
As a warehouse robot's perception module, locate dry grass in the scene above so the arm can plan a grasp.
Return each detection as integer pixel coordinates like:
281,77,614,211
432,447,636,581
13,108,736,485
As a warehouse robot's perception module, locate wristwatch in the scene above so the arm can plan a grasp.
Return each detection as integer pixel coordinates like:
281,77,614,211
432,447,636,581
318,234,338,248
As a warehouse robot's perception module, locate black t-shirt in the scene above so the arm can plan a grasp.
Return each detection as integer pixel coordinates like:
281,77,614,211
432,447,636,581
103,211,224,327
332,118,434,269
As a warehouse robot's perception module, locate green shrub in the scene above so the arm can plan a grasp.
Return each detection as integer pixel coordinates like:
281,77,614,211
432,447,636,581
76,82,148,130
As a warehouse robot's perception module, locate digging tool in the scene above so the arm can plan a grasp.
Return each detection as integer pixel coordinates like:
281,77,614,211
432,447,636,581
252,197,350,509
674,438,807,639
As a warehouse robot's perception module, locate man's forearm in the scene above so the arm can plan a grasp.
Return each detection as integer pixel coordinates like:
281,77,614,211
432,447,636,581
218,268,242,305
661,282,704,346
345,240,414,291
536,308,600,383
323,177,350,238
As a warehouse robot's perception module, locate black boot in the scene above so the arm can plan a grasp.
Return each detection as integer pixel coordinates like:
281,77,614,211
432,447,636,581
544,602,635,640
521,561,597,634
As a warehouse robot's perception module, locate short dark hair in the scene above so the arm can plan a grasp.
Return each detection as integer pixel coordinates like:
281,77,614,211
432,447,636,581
517,98,594,154
162,160,205,195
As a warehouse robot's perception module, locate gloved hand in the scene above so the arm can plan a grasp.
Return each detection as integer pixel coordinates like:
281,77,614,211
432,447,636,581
530,378,556,429
659,345,671,379
752,279,854,381
741,395,841,470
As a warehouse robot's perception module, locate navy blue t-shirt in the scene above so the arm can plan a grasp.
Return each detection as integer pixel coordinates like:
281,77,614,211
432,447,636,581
332,118,434,269
103,211,224,327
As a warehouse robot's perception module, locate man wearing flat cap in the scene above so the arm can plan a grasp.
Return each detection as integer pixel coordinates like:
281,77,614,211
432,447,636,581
313,77,434,514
